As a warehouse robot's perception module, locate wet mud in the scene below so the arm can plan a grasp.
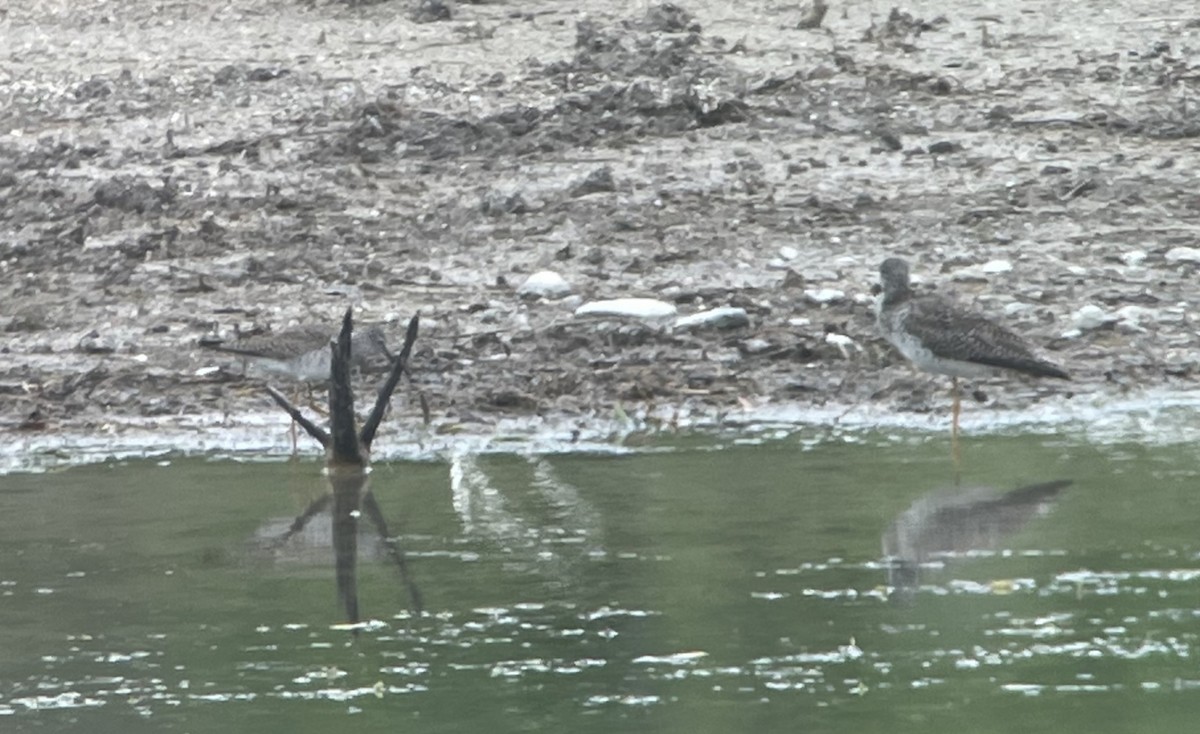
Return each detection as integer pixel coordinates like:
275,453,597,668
2,0,1199,455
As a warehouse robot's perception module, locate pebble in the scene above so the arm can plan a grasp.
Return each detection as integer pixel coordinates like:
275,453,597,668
517,270,571,298
1165,246,1200,264
953,259,1012,280
673,307,750,332
1113,305,1155,332
740,338,773,354
824,333,859,358
1121,249,1147,266
1071,304,1112,331
779,245,799,260
574,298,678,320
804,288,845,305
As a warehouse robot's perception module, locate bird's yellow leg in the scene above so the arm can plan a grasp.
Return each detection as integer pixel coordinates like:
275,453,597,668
951,377,962,482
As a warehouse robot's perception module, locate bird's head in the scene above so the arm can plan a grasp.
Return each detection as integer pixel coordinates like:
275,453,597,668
879,257,912,299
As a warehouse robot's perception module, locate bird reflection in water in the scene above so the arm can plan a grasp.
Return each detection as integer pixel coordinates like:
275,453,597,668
882,479,1072,601
263,472,423,626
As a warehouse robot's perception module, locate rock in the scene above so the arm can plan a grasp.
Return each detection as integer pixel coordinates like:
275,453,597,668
953,259,1012,280
1121,249,1147,266
1165,246,1200,264
674,307,750,332
1114,305,1155,332
570,166,616,197
803,288,845,305
411,0,452,23
740,338,774,355
779,245,799,260
517,271,571,298
574,298,677,320
77,330,116,354
824,332,858,358
1071,304,1112,331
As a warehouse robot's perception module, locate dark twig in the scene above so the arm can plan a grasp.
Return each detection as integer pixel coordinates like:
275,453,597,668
265,385,331,448
331,473,362,626
360,313,420,449
269,493,333,549
362,490,424,614
328,308,364,466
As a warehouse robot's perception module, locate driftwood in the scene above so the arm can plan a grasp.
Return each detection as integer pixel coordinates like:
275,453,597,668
265,308,424,624
265,308,420,463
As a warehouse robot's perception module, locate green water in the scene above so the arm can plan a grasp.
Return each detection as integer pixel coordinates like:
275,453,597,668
2,433,1199,733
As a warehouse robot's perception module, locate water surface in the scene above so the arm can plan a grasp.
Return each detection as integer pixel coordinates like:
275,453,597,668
2,431,1199,732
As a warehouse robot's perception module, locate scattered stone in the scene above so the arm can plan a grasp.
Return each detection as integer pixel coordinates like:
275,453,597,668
1121,249,1147,266
517,271,572,299
570,167,616,197
927,141,963,155
1070,304,1113,332
740,338,774,355
804,288,845,305
411,0,452,23
781,269,806,289
642,3,699,33
77,330,116,354
1114,305,1155,332
94,176,172,213
1165,246,1200,264
481,189,530,216
74,76,113,101
825,333,859,359
953,259,1012,280
878,129,903,151
673,307,750,332
779,245,799,260
575,298,678,320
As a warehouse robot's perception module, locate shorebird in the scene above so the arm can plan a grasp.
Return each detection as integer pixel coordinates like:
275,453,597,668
875,257,1069,463
202,323,393,381
201,323,394,452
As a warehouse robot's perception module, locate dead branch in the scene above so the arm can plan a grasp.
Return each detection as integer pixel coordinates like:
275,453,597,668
360,313,420,449
265,385,331,448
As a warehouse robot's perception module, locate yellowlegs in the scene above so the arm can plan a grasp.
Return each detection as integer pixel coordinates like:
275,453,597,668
875,257,1068,461
202,323,394,452
203,323,393,380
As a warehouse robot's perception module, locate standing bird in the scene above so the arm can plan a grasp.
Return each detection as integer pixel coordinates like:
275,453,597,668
201,323,393,381
201,323,394,453
875,258,1069,464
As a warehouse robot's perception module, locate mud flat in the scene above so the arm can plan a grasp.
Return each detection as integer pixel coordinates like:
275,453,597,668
2,0,1198,469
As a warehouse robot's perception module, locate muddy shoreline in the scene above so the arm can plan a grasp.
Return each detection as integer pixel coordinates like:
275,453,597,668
2,1,1199,464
